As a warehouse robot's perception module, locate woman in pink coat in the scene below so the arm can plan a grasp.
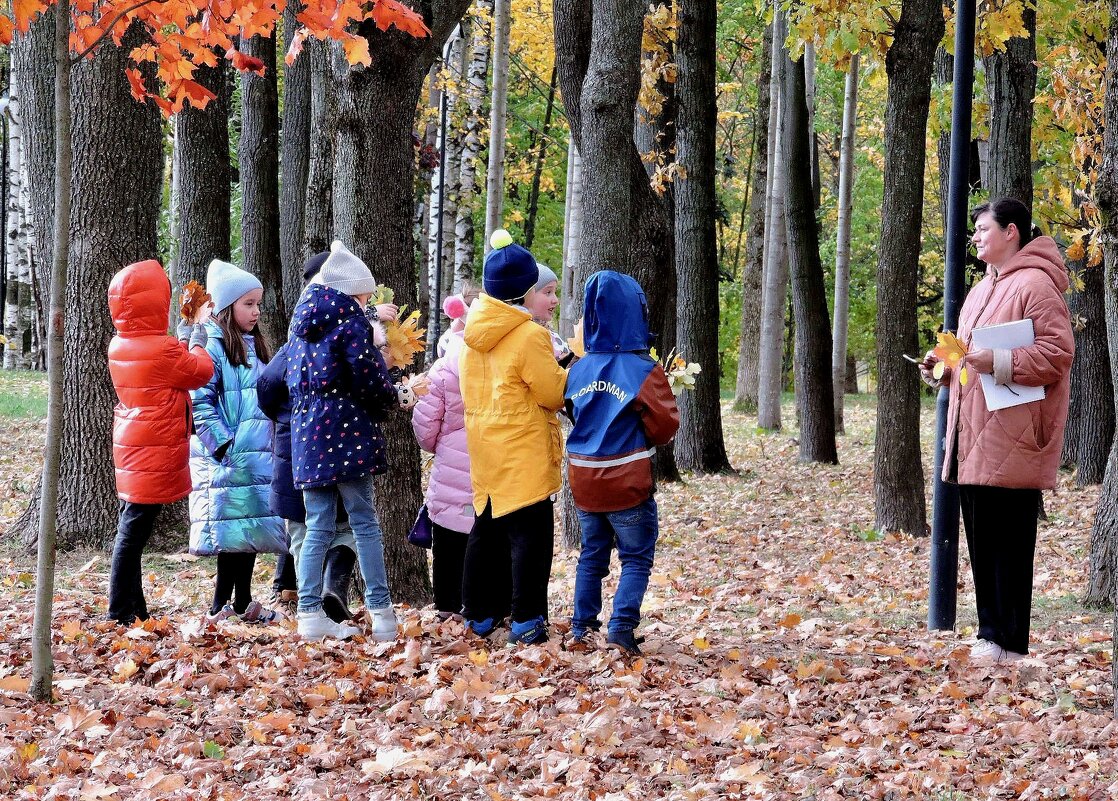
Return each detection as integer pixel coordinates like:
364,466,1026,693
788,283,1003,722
922,197,1073,665
412,291,479,617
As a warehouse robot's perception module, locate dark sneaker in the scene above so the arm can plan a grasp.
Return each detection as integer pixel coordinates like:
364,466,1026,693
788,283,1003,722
239,600,278,625
607,629,644,655
509,616,548,645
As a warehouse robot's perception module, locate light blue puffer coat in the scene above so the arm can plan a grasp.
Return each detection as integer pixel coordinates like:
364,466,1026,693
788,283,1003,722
188,322,287,555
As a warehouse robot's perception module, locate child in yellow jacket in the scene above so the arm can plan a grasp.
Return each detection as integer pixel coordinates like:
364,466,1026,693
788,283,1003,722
459,230,567,643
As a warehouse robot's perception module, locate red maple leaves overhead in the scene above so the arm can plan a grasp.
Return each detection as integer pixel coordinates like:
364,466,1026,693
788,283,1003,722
2,0,431,116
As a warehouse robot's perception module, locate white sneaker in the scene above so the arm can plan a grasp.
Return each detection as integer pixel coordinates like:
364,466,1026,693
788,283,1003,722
367,606,398,642
969,639,1006,664
298,609,361,641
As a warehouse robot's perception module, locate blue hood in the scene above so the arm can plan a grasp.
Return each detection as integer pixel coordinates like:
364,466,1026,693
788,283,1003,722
583,270,651,353
290,284,366,343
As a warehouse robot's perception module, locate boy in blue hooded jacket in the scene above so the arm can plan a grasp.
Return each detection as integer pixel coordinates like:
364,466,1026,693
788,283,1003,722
565,271,679,654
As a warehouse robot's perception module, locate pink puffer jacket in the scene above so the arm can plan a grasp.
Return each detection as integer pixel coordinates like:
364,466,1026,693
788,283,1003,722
412,331,475,533
943,236,1074,489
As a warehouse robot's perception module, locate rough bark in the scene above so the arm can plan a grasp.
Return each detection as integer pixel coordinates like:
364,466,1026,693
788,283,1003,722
455,5,490,288
240,33,286,341
674,0,731,472
1099,0,1118,705
782,52,837,464
303,38,336,257
982,4,1037,208
280,2,312,310
483,0,511,249
831,54,859,435
872,0,942,535
1064,261,1113,486
732,24,771,414
172,58,230,292
16,24,162,550
331,2,473,605
756,6,787,432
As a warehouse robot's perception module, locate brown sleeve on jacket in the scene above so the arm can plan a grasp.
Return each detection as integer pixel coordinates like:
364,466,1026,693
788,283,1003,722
1011,281,1074,388
635,365,680,447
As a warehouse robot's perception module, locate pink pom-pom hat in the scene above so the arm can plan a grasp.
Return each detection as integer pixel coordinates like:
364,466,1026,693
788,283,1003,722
443,294,468,320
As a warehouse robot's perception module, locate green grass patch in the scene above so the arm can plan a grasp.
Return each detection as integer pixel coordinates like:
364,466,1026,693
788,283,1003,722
0,369,47,419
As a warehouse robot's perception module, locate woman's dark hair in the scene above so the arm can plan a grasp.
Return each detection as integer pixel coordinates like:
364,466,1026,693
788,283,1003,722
215,306,272,368
971,197,1035,247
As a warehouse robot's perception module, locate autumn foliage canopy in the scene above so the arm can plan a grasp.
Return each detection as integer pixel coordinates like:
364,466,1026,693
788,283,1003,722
0,0,430,115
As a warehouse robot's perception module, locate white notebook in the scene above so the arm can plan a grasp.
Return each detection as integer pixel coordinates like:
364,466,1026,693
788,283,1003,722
970,319,1046,411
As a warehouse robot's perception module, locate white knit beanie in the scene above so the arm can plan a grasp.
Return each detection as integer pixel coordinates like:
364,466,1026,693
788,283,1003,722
315,240,376,296
534,263,558,292
206,258,263,314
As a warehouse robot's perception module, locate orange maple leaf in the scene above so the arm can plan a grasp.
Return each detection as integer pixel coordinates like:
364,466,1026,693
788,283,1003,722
14,0,48,34
175,79,218,111
125,67,148,103
371,0,431,37
226,47,267,76
342,34,371,68
285,26,309,66
0,16,13,46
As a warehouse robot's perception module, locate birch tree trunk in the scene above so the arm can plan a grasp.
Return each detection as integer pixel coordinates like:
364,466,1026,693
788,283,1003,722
560,139,583,340
675,0,731,473
455,5,491,288
732,24,771,414
483,0,511,249
4,77,35,371
756,6,787,432
831,54,859,435
280,1,312,310
873,0,943,535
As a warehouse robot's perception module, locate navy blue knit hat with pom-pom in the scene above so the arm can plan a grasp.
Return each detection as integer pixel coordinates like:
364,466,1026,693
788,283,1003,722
483,229,538,302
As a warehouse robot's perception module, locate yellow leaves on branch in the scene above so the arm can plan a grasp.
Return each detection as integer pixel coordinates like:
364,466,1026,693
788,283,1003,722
0,0,430,115
383,309,427,370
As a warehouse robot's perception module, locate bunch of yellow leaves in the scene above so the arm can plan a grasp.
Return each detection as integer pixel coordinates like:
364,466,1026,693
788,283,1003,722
932,332,969,386
650,347,701,395
372,286,427,370
566,321,585,359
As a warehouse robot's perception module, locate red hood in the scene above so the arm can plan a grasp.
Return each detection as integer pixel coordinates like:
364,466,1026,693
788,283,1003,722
998,236,1069,293
108,260,171,336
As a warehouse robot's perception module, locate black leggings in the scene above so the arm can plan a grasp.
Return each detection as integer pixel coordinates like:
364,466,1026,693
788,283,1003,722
212,552,257,614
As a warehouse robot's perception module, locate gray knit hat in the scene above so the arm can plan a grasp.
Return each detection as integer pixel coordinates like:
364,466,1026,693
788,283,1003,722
316,240,376,296
534,263,558,292
206,258,263,314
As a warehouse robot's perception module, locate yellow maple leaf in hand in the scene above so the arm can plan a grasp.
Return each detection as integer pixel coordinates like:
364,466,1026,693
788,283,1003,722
567,319,585,358
383,309,426,369
932,332,969,386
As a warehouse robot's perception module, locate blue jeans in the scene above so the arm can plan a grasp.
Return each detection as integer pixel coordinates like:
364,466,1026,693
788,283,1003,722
300,476,391,613
571,497,658,637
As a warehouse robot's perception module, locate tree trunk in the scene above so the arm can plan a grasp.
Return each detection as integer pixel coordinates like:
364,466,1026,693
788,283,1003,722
19,24,162,554
831,54,859,435
1098,0,1118,705
934,45,952,231
1064,261,1113,486
674,0,730,472
280,1,312,311
782,51,837,464
332,4,472,605
455,5,490,288
240,33,285,341
303,38,336,257
872,0,942,535
982,3,1037,208
560,138,583,340
31,0,71,703
756,5,787,432
524,66,558,249
483,0,511,249
732,24,771,414
172,58,230,293
3,70,36,371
